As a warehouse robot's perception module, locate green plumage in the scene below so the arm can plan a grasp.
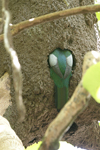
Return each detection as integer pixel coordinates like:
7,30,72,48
49,48,73,111
55,86,68,111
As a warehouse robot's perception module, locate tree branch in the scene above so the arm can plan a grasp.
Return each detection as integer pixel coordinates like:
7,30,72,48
39,51,100,150
0,4,100,41
2,0,26,121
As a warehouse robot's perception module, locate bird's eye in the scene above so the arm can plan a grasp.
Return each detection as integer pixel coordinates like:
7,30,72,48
66,54,73,67
49,54,57,67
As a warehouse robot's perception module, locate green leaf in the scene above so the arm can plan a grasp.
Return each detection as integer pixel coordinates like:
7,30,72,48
82,62,100,103
25,141,78,150
25,141,42,150
98,121,100,126
96,12,100,21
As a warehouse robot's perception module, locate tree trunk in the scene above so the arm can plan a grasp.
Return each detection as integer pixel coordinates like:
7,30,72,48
0,0,99,149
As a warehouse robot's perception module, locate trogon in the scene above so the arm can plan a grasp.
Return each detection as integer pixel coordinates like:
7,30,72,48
49,48,73,111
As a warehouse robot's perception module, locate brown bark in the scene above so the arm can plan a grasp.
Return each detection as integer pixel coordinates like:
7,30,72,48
0,4,99,41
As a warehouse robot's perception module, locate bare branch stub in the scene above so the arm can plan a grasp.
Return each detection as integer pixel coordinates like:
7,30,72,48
2,0,26,121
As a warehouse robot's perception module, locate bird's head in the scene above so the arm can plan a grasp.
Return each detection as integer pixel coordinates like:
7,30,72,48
49,48,73,79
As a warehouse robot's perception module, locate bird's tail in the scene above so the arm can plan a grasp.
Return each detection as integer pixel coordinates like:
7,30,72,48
55,85,68,111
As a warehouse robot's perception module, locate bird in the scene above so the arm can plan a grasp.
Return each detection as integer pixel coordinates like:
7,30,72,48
49,48,73,111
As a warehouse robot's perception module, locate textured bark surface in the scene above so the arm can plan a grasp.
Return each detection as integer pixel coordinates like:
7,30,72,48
0,0,99,149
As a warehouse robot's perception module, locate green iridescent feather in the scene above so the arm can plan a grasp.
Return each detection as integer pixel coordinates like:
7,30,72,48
49,48,72,111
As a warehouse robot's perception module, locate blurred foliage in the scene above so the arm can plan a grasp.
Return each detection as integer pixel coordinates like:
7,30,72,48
96,12,100,21
95,0,100,29
82,62,100,103
25,142,42,150
98,121,100,126
25,141,85,150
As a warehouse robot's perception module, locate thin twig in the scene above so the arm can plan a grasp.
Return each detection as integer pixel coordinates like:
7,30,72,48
0,4,100,41
2,0,26,121
39,51,100,150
